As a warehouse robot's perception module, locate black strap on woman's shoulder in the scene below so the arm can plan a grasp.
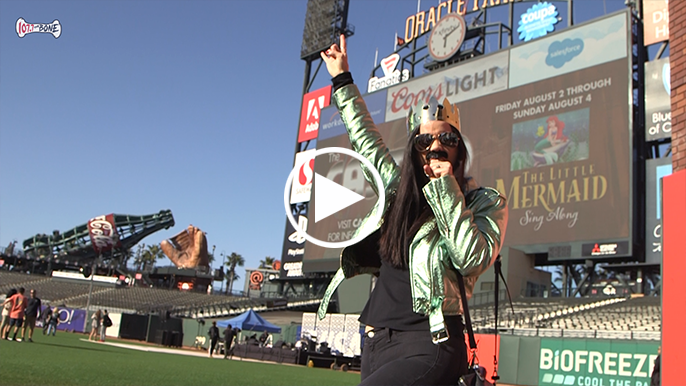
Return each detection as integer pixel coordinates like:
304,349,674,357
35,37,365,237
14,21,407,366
456,255,513,360
456,271,477,352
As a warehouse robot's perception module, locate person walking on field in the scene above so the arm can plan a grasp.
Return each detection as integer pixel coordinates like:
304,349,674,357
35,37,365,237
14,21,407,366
22,289,41,342
101,310,112,342
42,306,53,335
89,309,101,341
46,307,59,336
208,321,219,358
223,324,236,359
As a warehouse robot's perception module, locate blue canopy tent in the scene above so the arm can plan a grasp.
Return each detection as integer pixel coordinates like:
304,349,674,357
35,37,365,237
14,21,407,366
216,309,281,333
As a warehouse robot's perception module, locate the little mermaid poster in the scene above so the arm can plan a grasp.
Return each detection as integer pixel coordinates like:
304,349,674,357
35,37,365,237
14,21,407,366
510,107,590,171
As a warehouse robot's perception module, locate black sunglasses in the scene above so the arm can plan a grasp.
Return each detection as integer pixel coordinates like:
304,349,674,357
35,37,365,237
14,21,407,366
413,132,460,152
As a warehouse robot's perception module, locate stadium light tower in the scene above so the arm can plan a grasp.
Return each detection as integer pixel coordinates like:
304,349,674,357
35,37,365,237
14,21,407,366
295,0,354,154
279,0,354,293
82,254,101,333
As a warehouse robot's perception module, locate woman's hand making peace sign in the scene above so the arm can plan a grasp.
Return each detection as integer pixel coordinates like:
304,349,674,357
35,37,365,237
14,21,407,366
320,34,350,78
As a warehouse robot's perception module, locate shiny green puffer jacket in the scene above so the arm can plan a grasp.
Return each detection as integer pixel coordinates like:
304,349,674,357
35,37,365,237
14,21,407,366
317,84,508,344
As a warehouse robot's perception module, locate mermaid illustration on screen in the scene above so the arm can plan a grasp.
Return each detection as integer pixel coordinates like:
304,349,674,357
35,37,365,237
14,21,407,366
532,115,570,166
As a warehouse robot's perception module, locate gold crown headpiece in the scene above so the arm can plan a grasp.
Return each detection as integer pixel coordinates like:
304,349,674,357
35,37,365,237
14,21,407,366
407,97,461,135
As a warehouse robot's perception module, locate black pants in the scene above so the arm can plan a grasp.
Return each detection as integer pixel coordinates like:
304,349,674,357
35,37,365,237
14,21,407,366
210,338,218,354
360,318,468,386
223,339,234,358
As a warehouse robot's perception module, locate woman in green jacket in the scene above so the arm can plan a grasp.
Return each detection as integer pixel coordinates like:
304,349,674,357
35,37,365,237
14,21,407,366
318,35,508,386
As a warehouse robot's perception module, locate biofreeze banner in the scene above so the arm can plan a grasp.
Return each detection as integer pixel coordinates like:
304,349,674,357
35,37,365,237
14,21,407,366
539,338,659,386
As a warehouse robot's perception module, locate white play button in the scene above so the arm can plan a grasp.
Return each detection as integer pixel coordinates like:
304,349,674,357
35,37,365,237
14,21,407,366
314,173,365,223
284,147,385,249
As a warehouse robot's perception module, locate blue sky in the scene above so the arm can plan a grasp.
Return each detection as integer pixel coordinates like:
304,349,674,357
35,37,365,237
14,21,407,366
0,0,632,291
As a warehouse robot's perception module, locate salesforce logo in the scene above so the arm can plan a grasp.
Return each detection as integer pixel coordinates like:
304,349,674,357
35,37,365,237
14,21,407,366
545,38,584,69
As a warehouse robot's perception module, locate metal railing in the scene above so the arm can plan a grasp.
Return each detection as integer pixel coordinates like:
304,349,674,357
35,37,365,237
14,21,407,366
476,327,660,341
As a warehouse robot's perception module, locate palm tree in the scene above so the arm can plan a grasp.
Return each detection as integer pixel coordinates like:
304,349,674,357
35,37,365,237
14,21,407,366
134,244,146,271
120,247,134,269
224,252,245,295
228,272,241,289
141,244,164,271
259,256,276,269
207,245,216,265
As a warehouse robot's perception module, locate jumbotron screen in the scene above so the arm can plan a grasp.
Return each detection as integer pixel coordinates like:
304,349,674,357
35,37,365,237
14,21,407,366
302,11,633,272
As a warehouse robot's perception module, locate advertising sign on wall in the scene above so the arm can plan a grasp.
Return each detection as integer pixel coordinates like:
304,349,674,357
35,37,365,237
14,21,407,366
368,53,410,93
645,156,672,264
645,57,671,141
508,13,627,88
303,312,362,357
385,50,510,122
87,214,120,254
280,208,307,279
318,90,387,141
290,149,316,204
539,338,659,385
476,12,632,257
305,12,632,268
298,85,332,143
37,305,87,333
517,2,559,42
643,0,669,45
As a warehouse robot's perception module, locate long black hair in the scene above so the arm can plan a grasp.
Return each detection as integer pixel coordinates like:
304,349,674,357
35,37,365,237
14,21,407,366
5,288,17,298
378,126,468,268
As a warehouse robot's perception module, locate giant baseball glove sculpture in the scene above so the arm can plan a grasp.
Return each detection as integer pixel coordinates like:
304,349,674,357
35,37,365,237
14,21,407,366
160,224,210,268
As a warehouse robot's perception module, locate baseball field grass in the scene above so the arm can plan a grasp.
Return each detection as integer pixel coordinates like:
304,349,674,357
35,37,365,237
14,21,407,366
0,332,359,386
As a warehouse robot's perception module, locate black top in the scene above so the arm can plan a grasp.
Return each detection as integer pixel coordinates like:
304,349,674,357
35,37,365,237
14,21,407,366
223,328,235,342
25,297,41,317
209,326,219,340
359,259,429,331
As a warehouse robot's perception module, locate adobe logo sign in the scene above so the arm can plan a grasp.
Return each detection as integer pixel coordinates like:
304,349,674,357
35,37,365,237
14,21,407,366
298,85,332,142
290,149,316,204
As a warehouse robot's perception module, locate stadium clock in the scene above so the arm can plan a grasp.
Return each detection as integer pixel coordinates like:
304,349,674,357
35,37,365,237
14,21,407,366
428,13,467,62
